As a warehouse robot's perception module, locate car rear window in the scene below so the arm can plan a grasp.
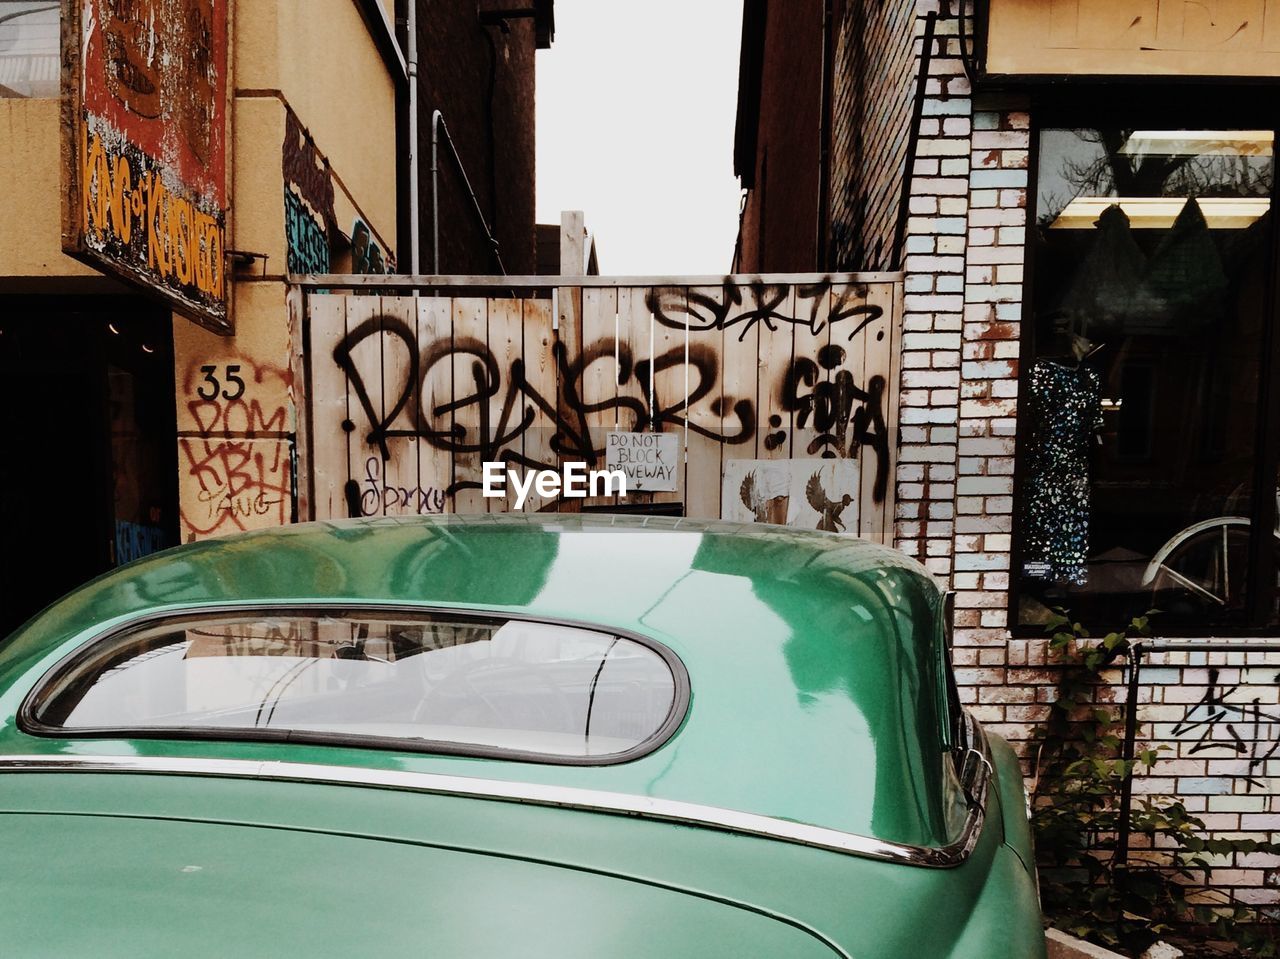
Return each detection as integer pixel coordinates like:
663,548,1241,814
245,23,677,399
24,609,685,763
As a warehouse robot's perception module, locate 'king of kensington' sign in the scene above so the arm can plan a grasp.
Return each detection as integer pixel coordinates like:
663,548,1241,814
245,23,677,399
606,432,680,492
61,0,232,333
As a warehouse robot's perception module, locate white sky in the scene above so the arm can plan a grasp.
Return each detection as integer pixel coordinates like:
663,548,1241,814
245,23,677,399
535,0,745,276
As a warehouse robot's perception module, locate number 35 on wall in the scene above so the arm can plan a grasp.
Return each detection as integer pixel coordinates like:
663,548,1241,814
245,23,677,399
195,364,246,401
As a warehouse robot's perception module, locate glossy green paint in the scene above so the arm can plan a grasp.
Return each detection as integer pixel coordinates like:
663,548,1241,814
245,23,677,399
0,768,1043,958
0,515,1047,958
0,515,963,845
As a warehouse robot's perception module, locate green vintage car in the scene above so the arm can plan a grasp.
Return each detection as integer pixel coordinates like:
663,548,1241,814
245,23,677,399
0,515,1045,958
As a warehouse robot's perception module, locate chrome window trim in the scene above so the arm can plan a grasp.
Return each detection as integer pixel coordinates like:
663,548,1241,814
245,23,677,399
17,602,691,768
0,715,991,869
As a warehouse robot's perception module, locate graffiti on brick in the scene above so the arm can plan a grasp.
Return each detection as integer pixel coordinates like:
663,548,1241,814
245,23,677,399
1171,667,1280,792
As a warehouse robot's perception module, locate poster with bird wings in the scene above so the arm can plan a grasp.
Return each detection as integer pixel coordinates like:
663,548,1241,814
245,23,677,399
720,459,860,534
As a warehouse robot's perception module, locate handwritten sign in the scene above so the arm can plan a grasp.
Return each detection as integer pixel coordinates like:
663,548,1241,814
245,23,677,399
606,432,680,492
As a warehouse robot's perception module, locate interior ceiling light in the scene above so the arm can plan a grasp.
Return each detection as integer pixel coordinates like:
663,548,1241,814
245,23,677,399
1050,197,1270,230
1118,130,1274,157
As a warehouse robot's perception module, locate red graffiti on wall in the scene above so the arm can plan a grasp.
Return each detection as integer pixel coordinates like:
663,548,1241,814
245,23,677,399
179,357,292,539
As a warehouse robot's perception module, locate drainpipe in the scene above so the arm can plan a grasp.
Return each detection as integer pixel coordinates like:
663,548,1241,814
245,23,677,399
431,109,442,274
432,109,507,275
407,0,420,275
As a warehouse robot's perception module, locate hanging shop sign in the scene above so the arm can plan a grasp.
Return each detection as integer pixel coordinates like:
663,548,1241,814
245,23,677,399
985,0,1280,79
61,0,233,333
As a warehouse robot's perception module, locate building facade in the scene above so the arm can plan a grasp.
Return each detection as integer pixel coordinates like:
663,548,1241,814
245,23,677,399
0,0,551,634
735,0,1280,911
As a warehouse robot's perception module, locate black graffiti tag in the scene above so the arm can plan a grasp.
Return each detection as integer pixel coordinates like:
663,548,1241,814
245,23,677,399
782,343,890,501
646,278,884,343
333,319,755,500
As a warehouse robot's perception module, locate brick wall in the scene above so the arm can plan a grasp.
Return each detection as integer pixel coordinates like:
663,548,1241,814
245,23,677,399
416,5,540,275
830,0,917,271
877,0,1280,912
894,2,971,586
1129,650,1280,909
735,0,824,273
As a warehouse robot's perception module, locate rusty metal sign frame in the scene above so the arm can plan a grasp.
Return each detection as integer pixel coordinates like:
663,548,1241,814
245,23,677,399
60,0,235,335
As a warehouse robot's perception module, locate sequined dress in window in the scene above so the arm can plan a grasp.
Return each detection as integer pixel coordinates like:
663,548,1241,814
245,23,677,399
1021,360,1103,585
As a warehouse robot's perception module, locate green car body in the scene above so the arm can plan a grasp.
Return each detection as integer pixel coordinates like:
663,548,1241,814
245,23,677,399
0,515,1046,958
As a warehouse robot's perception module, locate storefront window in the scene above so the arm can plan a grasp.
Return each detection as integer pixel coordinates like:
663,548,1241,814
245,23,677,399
0,2,58,98
1018,128,1275,632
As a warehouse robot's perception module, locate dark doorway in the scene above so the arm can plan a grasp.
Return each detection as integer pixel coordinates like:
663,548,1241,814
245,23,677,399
0,297,178,637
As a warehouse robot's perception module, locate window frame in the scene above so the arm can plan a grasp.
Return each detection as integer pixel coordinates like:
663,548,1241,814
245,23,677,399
17,602,692,766
1010,87,1280,637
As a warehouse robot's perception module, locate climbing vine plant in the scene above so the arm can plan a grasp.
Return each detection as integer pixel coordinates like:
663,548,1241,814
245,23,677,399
1030,612,1280,957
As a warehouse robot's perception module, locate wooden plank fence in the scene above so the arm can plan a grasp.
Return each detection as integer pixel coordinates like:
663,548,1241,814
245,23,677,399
304,275,903,542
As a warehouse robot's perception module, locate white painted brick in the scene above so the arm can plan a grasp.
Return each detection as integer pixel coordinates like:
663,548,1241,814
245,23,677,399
957,475,1014,494
910,177,968,197
905,253,965,273
917,138,970,156
998,188,1026,208
967,246,1023,264
972,130,1030,150
968,208,1026,227
904,294,966,313
903,332,962,350
966,283,1023,303
961,359,1016,379
900,445,957,463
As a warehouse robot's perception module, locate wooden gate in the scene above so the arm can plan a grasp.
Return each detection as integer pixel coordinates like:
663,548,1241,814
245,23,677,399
303,274,902,541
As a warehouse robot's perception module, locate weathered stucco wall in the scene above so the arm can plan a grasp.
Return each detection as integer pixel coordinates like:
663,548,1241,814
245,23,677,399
173,0,401,542
0,99,113,287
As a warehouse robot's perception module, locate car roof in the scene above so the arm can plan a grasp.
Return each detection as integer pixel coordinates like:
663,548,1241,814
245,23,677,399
0,515,961,850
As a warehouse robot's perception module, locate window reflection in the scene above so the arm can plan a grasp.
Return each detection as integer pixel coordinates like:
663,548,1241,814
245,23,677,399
1019,129,1274,630
32,612,680,760
0,2,59,99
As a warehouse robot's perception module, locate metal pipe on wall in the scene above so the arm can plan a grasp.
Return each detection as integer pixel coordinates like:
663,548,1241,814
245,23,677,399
431,110,507,275
431,109,442,274
407,0,420,275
